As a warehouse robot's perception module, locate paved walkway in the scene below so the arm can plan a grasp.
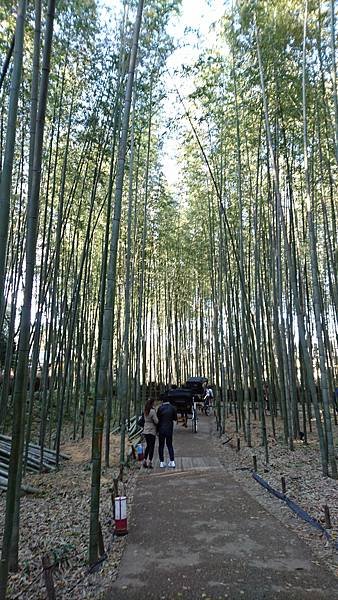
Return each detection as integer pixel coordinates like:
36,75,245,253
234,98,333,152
106,417,338,599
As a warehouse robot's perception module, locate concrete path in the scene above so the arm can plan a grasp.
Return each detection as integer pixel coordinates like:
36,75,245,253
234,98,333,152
106,417,338,599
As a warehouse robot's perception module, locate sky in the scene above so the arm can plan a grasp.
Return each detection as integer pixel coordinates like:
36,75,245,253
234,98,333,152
101,0,226,186
162,0,225,186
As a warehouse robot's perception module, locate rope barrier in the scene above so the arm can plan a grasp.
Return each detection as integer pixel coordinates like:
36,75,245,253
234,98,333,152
252,471,338,551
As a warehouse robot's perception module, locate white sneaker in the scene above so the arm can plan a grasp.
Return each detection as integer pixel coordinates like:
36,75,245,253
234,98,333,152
159,461,166,468
168,460,176,468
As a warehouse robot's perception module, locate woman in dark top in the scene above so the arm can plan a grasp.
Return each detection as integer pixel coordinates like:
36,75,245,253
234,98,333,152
157,398,177,468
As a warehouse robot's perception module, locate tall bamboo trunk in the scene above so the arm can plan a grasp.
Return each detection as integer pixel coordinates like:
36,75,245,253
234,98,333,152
89,0,144,566
302,2,337,478
0,0,27,328
330,0,338,163
0,1,55,594
255,21,327,475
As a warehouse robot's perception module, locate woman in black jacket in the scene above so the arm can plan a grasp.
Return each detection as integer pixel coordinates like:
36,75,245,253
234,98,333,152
157,398,177,468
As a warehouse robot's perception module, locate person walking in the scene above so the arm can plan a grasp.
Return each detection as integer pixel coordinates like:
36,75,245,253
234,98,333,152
157,395,177,468
203,385,214,415
142,398,158,469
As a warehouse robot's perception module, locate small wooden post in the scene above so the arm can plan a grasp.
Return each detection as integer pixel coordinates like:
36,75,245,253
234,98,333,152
252,455,257,472
111,475,119,519
323,505,332,529
42,554,56,600
113,476,119,497
281,477,286,494
237,438,240,452
111,490,115,518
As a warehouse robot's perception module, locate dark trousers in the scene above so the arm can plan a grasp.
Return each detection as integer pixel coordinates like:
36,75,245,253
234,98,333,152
158,432,174,462
144,434,156,461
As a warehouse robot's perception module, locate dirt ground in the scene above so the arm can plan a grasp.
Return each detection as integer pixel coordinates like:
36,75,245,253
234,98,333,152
0,410,337,598
214,410,338,578
0,434,139,600
106,416,338,600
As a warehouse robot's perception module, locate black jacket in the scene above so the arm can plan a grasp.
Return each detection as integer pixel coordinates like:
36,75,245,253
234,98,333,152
157,402,177,435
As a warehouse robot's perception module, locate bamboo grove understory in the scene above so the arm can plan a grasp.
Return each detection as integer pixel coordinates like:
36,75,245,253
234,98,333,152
0,0,337,594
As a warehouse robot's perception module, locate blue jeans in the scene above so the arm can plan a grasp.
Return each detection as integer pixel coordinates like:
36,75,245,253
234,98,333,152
158,432,174,462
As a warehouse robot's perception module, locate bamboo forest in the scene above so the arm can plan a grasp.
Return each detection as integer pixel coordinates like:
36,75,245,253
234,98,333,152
0,0,337,598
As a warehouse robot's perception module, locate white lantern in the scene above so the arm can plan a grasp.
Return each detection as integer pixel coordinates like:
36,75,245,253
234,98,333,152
114,496,128,535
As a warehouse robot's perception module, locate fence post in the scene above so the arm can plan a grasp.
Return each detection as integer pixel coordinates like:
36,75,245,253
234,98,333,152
323,505,332,529
252,455,257,472
281,477,286,494
42,554,55,600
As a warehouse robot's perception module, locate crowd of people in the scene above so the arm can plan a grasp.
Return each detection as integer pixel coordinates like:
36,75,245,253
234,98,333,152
140,383,213,469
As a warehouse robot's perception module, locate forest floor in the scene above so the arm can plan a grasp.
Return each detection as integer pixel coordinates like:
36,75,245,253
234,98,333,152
0,433,139,599
216,410,338,578
0,411,337,598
